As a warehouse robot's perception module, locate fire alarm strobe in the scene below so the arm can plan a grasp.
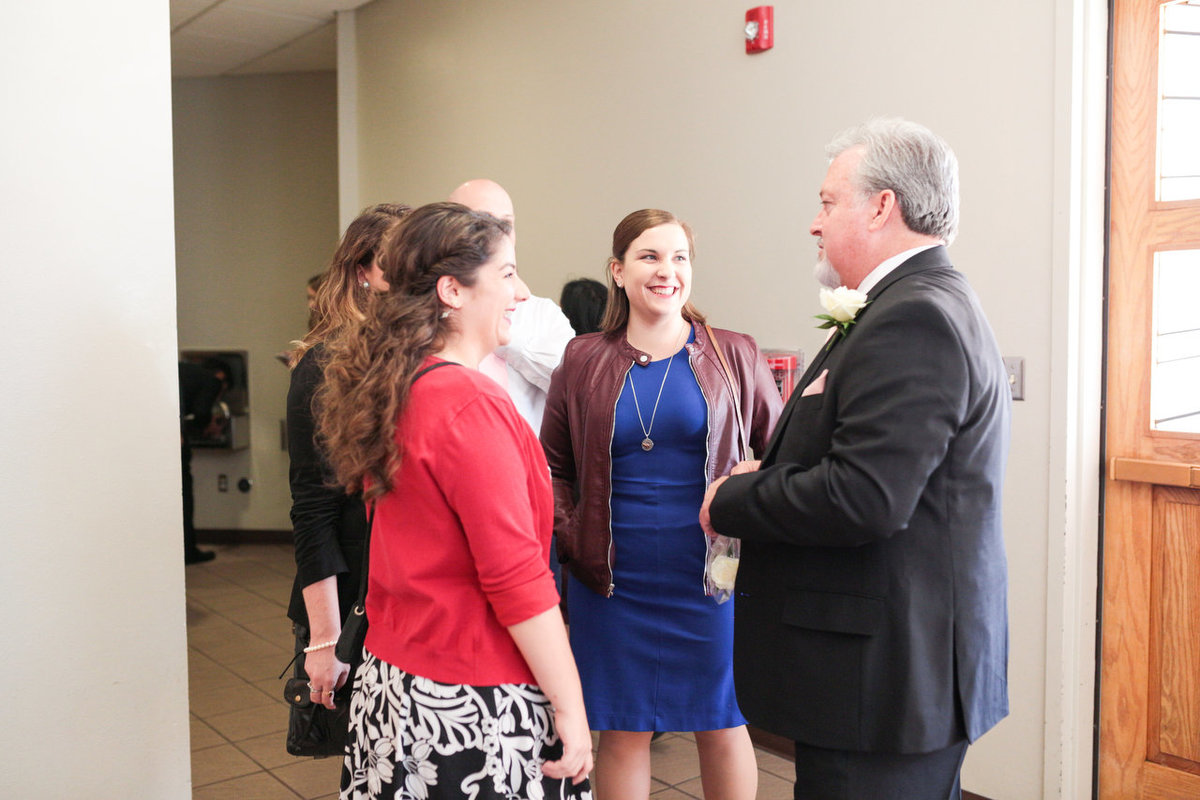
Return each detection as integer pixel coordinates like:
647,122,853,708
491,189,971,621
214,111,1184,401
745,6,774,53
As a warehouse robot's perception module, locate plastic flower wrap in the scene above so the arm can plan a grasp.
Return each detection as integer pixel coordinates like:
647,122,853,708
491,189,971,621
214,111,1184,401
704,534,740,604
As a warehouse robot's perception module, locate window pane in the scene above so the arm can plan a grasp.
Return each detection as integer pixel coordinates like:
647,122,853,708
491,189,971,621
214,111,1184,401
1160,99,1200,180
1163,1,1200,33
1160,26,1200,96
1161,177,1200,200
1152,249,1200,432
1159,2,1200,201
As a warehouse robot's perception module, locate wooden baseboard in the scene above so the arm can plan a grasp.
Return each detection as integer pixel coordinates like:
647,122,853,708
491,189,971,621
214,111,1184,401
196,528,291,544
746,727,991,799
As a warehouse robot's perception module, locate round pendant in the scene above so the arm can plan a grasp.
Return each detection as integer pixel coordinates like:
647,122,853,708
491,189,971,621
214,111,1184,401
641,438,654,452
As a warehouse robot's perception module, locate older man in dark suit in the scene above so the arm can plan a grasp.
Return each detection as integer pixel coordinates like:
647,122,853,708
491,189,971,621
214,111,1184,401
701,118,1010,799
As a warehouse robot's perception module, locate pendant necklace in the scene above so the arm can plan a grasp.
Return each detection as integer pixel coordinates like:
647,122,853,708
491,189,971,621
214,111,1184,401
627,327,687,452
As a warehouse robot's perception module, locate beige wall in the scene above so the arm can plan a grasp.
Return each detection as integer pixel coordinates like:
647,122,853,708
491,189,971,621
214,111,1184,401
351,1,1103,797
173,72,339,531
0,2,191,795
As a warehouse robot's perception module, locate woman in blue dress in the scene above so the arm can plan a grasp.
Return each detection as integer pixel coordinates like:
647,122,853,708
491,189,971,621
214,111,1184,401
541,209,782,799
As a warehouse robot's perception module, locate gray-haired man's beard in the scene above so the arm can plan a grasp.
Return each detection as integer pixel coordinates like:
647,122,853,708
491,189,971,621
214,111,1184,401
813,256,841,289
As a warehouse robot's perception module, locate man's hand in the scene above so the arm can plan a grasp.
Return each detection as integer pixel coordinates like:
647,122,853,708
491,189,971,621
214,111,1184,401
701,461,762,537
700,475,729,539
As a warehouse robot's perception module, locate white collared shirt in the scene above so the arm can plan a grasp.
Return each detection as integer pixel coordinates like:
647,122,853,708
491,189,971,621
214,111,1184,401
856,244,941,295
492,295,575,433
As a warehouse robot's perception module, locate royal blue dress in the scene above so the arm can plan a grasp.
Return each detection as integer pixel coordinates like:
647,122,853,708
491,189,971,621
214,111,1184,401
567,336,745,732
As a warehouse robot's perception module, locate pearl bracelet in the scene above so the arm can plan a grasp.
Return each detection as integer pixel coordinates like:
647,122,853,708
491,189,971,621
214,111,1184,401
303,640,338,653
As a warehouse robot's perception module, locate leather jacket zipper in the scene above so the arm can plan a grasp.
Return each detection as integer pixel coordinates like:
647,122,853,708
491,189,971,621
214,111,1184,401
605,361,631,597
688,348,716,595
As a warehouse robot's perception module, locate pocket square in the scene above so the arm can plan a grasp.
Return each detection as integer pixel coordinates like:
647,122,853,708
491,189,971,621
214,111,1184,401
800,369,828,397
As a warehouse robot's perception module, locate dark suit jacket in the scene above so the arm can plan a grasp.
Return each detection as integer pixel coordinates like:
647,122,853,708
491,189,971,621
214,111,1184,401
710,246,1010,754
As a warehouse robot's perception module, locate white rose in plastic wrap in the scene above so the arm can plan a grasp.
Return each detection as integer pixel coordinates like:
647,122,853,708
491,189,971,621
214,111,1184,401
708,554,739,591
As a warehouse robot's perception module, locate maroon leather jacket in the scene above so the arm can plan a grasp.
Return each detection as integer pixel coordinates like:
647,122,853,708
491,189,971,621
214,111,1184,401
540,322,783,597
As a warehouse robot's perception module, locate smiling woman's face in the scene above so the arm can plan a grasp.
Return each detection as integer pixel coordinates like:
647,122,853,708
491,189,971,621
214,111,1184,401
610,223,692,326
454,235,528,353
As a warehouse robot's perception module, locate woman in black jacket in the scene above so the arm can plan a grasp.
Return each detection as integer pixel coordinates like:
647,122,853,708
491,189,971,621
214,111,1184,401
285,203,409,711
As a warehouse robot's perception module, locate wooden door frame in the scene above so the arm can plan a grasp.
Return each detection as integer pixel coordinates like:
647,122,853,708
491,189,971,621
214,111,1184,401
1100,0,1200,797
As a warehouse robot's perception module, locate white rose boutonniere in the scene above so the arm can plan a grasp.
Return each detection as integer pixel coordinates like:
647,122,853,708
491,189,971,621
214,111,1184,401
816,286,870,349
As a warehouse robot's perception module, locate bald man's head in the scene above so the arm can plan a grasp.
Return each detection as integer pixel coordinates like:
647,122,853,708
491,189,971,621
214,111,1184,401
448,179,515,233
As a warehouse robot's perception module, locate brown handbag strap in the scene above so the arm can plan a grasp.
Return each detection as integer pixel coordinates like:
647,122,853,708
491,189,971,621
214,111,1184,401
704,324,749,460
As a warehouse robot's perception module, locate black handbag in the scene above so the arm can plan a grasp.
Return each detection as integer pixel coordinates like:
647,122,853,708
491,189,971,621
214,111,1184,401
281,503,373,758
281,360,458,758
283,676,350,756
283,623,355,758
282,502,373,758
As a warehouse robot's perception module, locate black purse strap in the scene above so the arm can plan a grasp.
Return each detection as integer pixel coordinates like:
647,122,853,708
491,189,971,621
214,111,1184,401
349,359,460,611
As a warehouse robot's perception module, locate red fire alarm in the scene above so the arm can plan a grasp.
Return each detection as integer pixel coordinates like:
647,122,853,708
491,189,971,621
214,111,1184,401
745,6,774,53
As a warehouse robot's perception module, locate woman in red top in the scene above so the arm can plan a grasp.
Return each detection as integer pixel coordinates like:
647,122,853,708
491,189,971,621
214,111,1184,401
318,202,592,799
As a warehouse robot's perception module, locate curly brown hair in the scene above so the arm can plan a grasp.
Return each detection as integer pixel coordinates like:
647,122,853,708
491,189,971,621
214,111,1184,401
316,202,512,500
286,202,411,367
600,208,706,333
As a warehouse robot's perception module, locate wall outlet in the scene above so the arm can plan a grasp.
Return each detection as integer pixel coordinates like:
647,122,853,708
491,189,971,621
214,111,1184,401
217,473,228,492
1003,357,1025,401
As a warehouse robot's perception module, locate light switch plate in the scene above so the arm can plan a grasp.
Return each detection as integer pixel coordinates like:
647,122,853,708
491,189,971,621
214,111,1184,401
1003,357,1025,401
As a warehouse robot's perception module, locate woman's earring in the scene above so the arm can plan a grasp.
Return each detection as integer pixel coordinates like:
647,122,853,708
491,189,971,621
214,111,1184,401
361,280,370,289
440,309,451,319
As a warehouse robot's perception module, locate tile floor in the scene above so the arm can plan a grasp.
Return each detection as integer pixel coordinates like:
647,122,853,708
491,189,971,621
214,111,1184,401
187,542,795,798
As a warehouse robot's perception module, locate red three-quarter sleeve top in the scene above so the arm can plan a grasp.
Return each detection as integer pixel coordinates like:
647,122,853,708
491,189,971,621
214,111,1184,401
363,357,560,686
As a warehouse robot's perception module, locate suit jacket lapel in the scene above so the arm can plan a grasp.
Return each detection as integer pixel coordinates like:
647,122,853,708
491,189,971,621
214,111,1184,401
760,246,953,465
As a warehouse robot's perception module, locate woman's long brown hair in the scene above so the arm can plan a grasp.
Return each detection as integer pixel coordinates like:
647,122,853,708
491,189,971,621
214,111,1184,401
285,203,411,367
316,202,511,500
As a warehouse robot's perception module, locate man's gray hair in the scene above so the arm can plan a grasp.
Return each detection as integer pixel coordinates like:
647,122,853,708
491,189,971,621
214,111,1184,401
826,118,959,244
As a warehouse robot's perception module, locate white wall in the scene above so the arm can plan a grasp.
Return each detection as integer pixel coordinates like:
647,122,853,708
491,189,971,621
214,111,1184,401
173,72,339,531
0,3,191,797
350,1,1104,797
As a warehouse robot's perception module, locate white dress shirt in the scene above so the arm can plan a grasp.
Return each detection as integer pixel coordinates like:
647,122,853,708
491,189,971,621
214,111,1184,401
492,295,575,433
856,244,941,295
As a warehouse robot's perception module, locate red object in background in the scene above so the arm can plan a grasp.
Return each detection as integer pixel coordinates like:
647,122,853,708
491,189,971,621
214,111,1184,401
745,6,774,53
765,351,800,400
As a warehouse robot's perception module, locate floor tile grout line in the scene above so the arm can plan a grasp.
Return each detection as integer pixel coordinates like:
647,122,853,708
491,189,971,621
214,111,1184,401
189,547,338,798
187,644,289,702
190,544,800,798
187,595,293,655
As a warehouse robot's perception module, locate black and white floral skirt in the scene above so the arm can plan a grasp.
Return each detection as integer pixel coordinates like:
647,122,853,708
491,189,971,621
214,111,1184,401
340,649,592,800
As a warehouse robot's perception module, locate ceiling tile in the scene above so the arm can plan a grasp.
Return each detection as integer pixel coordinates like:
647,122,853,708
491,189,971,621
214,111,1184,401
171,29,270,75
185,4,324,48
235,0,361,18
226,21,336,75
171,0,221,30
169,0,374,77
